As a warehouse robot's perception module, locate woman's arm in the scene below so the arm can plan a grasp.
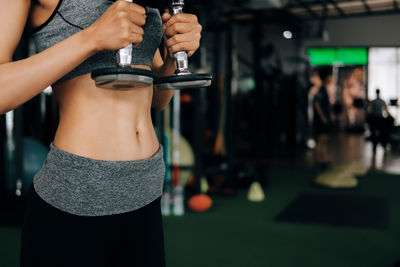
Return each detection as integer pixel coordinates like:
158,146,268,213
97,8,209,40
314,101,328,124
151,49,176,111
0,0,146,115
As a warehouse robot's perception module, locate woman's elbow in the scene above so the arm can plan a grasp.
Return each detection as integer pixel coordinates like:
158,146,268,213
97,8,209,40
0,99,12,115
152,96,171,111
152,102,168,111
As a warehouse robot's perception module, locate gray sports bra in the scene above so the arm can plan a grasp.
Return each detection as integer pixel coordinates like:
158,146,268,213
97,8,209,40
31,0,163,83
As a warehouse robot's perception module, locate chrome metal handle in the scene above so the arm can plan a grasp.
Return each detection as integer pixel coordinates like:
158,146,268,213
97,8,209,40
117,0,134,67
170,1,191,75
170,0,184,16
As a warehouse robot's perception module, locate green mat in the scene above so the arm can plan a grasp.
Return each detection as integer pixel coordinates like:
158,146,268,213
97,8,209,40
275,193,389,229
1,167,400,267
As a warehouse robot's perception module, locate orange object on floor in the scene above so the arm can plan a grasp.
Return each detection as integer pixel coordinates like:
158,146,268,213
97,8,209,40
188,194,213,212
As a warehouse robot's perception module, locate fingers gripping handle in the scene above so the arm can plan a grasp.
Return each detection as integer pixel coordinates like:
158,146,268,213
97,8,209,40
117,0,134,67
170,1,190,75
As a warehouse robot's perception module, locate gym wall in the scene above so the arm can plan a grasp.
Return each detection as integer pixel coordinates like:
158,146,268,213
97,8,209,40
304,13,400,47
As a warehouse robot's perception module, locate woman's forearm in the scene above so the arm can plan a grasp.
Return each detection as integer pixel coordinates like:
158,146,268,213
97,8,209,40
0,28,97,114
152,56,176,110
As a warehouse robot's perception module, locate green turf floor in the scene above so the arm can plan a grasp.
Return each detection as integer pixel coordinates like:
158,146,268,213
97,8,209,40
1,166,400,267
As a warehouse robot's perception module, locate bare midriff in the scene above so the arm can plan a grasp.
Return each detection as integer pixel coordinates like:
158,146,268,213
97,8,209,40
52,66,160,161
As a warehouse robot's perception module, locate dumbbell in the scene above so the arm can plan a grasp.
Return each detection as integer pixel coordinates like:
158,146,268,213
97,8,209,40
91,0,155,89
154,0,212,90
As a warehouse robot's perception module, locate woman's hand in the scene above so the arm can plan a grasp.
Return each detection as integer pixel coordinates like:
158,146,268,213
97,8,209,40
162,10,202,59
86,0,146,52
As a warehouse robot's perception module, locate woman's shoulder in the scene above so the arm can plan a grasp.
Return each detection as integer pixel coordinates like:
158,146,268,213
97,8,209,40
28,0,60,31
32,0,56,6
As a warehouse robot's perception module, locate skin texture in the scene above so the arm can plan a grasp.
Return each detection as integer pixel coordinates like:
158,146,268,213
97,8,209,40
0,0,202,161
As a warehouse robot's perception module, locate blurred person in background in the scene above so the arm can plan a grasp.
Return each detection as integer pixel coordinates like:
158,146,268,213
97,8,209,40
311,67,333,172
367,88,392,152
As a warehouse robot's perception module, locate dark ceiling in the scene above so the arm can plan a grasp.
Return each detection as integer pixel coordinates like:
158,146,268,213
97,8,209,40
286,0,400,20
211,0,400,21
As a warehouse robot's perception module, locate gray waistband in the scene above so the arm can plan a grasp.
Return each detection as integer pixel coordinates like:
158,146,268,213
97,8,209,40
33,143,165,217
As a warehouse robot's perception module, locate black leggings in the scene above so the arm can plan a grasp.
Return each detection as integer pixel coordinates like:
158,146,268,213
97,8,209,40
20,186,165,267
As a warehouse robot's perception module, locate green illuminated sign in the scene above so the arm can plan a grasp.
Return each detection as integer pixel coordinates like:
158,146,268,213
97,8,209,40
307,47,368,66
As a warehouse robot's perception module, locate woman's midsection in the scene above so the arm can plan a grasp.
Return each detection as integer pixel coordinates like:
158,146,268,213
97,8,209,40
52,72,159,161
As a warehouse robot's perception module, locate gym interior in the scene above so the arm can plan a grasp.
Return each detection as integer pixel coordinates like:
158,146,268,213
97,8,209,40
1,0,400,266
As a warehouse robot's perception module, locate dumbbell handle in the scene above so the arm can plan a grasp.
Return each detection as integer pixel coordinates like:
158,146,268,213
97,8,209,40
117,0,134,67
170,1,191,75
